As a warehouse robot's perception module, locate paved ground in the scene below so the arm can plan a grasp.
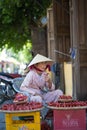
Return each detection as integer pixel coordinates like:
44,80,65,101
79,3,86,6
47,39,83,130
0,113,5,130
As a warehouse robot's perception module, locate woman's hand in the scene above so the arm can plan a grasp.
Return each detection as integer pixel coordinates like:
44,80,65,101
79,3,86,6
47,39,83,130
44,73,52,89
43,72,50,81
42,72,52,89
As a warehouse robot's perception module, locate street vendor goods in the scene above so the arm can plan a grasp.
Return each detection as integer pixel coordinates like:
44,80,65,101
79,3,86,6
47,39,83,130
13,93,28,104
58,95,73,102
0,101,43,111
47,100,87,109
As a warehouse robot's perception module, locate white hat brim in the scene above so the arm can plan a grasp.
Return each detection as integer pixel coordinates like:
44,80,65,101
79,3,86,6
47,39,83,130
28,54,53,67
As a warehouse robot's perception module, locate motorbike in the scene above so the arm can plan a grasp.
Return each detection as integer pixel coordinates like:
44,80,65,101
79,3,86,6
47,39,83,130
0,72,24,104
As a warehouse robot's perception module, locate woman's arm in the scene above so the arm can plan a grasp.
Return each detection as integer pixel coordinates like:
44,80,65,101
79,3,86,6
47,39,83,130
20,71,36,95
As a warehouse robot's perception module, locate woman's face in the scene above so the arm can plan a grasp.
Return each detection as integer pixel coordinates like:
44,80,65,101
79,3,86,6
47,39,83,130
36,62,47,71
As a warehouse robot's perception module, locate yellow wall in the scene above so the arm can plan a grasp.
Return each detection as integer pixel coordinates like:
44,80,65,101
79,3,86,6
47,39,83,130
64,62,73,96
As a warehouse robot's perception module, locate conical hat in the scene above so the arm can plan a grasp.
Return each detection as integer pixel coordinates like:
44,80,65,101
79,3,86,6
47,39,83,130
28,54,53,67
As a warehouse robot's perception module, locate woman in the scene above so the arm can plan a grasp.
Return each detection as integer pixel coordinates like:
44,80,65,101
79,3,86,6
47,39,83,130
20,54,63,103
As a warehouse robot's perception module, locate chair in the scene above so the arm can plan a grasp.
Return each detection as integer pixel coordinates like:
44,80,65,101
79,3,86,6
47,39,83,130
12,77,25,93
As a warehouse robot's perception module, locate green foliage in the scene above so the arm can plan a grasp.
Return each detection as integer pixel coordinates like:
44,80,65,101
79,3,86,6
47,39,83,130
0,0,52,51
1,40,32,64
17,40,33,63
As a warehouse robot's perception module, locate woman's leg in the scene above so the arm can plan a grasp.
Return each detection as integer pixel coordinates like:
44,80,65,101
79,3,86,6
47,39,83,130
30,95,43,103
43,89,63,103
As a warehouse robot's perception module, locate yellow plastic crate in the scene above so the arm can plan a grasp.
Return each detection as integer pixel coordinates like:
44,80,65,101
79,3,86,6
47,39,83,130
5,111,41,130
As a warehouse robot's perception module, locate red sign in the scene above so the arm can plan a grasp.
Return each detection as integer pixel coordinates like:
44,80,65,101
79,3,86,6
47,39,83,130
53,109,86,130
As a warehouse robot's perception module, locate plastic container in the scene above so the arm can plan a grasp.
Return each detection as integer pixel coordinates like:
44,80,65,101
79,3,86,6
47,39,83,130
5,111,41,130
53,109,86,130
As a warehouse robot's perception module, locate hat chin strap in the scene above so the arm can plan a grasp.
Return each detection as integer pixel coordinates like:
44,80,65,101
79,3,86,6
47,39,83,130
29,65,44,72
33,65,44,72
29,65,51,72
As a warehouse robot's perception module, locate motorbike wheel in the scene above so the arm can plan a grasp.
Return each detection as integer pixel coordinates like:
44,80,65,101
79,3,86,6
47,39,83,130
0,95,4,104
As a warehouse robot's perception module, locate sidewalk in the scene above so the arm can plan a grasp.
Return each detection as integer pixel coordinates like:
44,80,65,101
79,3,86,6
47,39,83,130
0,113,5,130
0,100,12,130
